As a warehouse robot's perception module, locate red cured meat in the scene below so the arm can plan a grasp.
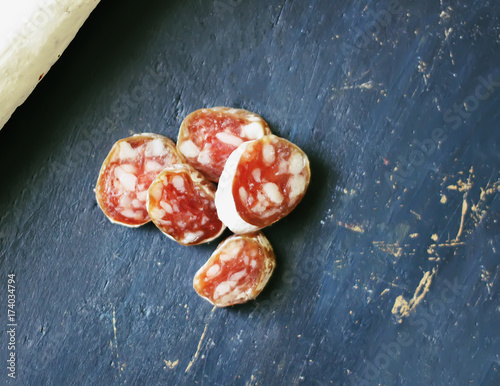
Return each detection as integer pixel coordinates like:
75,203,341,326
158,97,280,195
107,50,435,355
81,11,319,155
147,164,225,246
215,135,311,234
193,232,275,307
95,133,184,227
177,107,271,182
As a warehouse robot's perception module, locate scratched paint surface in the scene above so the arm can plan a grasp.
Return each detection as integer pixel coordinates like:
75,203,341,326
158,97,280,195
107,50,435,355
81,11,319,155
0,0,499,384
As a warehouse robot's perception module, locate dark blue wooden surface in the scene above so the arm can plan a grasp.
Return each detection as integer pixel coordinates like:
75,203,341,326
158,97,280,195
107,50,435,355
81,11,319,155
1,0,499,384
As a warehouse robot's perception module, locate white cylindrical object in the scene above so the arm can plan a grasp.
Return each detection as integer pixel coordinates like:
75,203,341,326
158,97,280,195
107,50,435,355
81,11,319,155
0,0,101,130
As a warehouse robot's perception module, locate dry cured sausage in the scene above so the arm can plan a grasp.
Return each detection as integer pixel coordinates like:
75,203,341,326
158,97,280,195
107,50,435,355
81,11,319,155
147,164,225,245
216,135,311,234
95,133,183,227
177,107,271,182
193,232,276,307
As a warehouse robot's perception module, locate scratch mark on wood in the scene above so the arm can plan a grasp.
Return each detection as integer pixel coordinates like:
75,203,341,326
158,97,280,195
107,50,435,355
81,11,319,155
185,306,216,373
245,374,257,386
110,305,124,378
417,60,430,86
391,268,437,322
410,210,421,220
481,268,493,295
338,221,365,233
471,177,500,228
164,359,179,370
273,0,287,28
426,240,465,254
454,195,468,241
373,241,403,258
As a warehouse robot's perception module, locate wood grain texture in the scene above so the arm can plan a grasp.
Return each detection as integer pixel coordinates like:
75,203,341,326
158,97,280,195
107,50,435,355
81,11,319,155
0,0,499,384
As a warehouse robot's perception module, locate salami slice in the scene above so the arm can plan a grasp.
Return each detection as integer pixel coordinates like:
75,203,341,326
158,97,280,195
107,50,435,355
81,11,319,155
216,135,311,234
177,107,271,182
95,133,184,227
147,164,225,246
193,232,276,307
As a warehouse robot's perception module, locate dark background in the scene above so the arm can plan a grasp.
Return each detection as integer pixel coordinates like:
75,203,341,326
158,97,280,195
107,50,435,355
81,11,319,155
1,0,499,384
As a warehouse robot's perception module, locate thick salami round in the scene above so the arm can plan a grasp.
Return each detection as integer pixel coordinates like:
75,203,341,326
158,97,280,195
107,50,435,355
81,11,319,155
216,135,311,234
95,133,184,227
147,164,225,246
193,232,276,307
177,107,271,182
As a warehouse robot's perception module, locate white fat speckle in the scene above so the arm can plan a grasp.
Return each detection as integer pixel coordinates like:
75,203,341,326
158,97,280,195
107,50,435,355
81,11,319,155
278,160,288,174
216,132,244,147
262,143,275,165
239,187,248,203
289,175,306,199
229,270,247,282
149,184,163,202
197,149,212,165
145,160,163,173
206,264,221,278
120,164,137,173
145,139,166,157
214,281,236,298
136,190,148,202
182,231,204,244
289,151,305,174
150,207,166,219
179,140,200,158
114,166,137,191
172,175,185,192
242,122,265,139
262,207,282,219
160,201,173,214
250,260,257,268
119,195,131,207
118,141,138,160
263,182,283,204
219,253,233,262
252,168,261,182
252,202,267,214
121,208,141,219
131,199,141,208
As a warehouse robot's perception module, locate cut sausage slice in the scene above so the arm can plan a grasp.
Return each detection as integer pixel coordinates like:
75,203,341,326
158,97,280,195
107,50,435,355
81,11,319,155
215,135,311,234
177,107,271,182
147,164,225,246
193,232,276,307
95,133,184,227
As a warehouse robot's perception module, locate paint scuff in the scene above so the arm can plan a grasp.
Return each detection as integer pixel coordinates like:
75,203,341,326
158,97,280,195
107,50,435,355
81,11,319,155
391,268,437,322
